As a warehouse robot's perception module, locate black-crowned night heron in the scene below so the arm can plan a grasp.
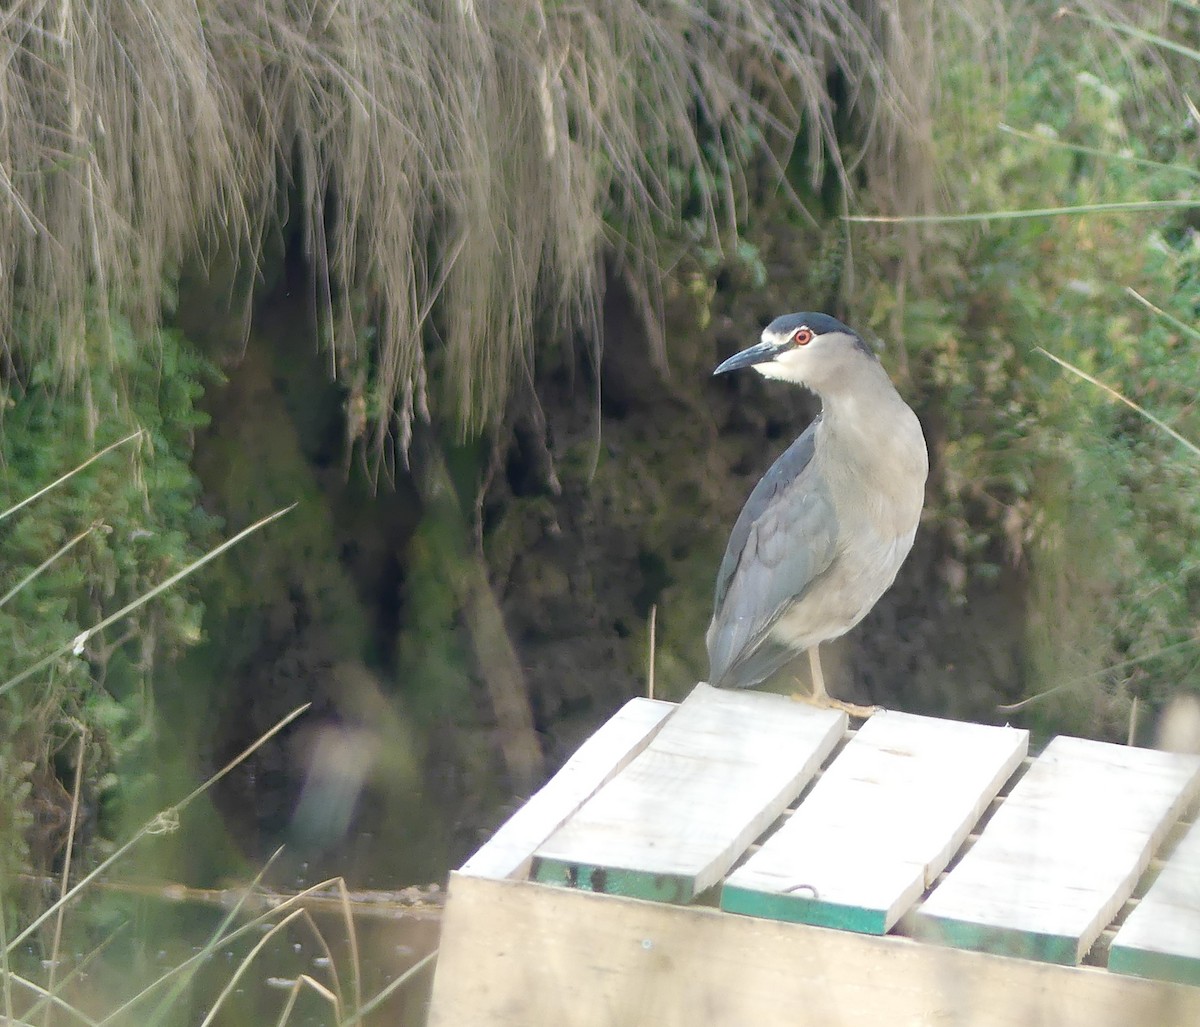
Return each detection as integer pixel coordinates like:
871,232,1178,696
707,312,928,717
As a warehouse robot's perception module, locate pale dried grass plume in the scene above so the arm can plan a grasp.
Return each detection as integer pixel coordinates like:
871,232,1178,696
0,0,940,454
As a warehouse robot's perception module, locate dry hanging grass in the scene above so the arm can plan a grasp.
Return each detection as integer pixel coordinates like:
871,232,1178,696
0,0,939,452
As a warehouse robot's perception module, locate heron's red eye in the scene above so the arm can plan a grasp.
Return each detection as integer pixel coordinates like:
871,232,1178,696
793,327,813,346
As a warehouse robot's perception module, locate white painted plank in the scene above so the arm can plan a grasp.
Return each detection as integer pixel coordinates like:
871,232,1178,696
1110,817,1200,986
429,873,1200,1027
459,697,674,880
533,682,846,901
912,736,1200,964
722,712,1028,932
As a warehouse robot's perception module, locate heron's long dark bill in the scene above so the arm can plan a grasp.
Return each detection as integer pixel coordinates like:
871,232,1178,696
713,338,788,375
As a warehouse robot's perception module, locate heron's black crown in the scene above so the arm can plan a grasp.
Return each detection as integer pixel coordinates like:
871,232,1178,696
766,312,874,358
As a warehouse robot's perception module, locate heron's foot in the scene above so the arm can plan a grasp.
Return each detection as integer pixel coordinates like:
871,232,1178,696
788,690,879,719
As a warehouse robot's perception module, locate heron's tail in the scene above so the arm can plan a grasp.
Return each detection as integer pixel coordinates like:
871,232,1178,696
710,638,800,690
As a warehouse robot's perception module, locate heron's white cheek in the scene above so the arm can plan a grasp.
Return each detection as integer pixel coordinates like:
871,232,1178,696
753,347,813,383
753,360,792,382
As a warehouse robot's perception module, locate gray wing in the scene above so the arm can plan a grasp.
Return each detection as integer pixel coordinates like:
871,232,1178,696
707,418,838,687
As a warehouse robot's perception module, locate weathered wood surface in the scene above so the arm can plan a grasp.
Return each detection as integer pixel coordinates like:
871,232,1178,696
532,683,846,902
722,712,1028,933
460,697,674,880
911,735,1200,964
427,873,1200,1027
1110,817,1200,987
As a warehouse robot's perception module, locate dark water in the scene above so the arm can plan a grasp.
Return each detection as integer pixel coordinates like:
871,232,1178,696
9,884,440,1026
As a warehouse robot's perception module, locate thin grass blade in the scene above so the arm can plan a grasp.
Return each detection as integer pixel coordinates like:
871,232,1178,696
0,525,99,610
0,504,296,701
1125,287,1200,344
6,704,310,957
846,199,1199,224
197,909,306,1027
0,433,141,523
141,847,286,1027
1036,347,1200,459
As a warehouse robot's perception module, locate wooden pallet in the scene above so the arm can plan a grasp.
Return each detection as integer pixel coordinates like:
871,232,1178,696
429,684,1200,1026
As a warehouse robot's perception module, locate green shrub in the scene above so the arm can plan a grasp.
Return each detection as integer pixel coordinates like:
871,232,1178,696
0,312,216,885
857,21,1200,735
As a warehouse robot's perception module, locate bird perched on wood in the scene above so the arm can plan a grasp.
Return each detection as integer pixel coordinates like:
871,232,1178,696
706,312,928,717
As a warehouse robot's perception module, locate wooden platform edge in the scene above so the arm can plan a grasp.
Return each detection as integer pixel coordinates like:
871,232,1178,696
427,873,1200,1027
721,882,888,935
532,859,694,903
1107,815,1200,985
1109,945,1200,989
458,697,674,880
909,911,1079,965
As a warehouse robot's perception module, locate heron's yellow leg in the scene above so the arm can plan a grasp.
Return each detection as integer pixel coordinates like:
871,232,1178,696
789,646,879,719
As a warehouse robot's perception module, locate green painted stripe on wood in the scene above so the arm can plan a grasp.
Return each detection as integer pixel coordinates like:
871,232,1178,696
913,914,1079,965
532,857,694,903
719,885,887,935
1109,945,1200,989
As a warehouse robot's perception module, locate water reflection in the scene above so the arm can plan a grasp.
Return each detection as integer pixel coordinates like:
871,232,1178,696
11,880,440,1026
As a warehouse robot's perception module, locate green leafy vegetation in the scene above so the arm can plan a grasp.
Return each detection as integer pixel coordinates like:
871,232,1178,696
849,12,1200,735
0,315,217,883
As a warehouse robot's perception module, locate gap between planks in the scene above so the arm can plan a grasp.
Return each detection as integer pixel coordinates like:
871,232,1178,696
733,738,1199,973
460,697,675,880
907,736,1200,965
721,713,1029,933
736,748,1193,873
